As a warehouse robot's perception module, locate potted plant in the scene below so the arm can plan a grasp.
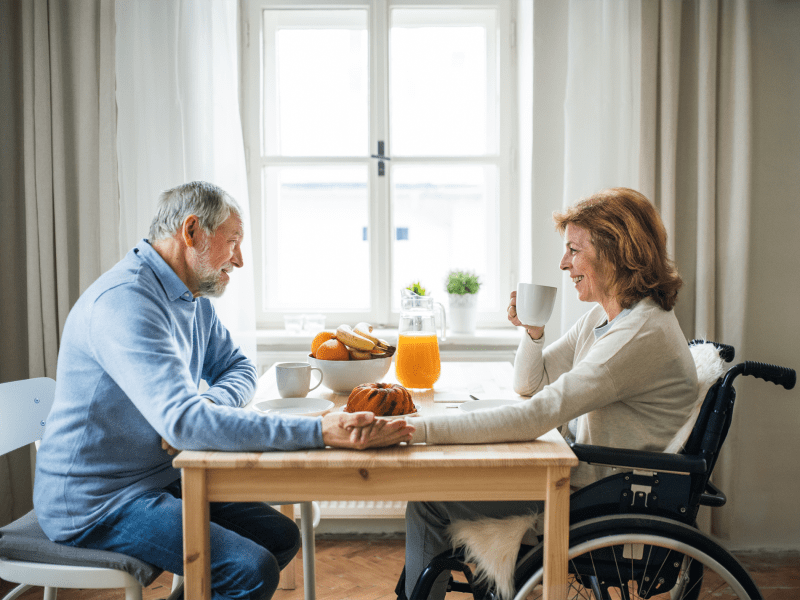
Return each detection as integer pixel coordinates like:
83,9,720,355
445,270,481,334
405,281,428,296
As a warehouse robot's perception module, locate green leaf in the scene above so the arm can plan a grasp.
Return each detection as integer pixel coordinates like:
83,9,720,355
406,281,427,296
445,270,481,295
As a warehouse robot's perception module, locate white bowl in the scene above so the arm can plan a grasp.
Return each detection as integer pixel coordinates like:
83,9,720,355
307,355,393,395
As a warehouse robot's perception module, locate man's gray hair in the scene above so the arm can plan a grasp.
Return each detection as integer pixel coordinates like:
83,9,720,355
148,181,242,242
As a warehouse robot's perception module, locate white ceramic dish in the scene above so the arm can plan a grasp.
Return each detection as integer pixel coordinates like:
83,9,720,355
253,397,334,417
334,405,418,420
307,355,393,395
459,398,522,412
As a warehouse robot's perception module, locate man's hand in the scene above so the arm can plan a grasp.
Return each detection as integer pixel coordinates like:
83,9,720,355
322,411,415,449
161,438,180,456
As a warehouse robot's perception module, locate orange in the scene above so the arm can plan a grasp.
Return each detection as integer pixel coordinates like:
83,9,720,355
311,331,336,357
316,339,349,361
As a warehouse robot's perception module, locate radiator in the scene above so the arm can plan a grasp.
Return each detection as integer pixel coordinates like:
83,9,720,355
318,500,406,519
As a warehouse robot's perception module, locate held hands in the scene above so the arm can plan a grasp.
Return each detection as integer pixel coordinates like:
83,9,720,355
508,290,544,340
322,411,415,450
160,410,416,454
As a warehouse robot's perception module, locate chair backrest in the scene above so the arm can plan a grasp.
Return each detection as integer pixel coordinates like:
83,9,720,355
0,378,56,456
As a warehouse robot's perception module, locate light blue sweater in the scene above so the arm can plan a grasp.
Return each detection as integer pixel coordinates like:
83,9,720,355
34,240,324,541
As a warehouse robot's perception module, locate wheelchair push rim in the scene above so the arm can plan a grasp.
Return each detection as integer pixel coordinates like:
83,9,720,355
514,529,759,600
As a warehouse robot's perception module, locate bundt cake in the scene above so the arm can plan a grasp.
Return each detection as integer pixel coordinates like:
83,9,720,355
345,383,416,416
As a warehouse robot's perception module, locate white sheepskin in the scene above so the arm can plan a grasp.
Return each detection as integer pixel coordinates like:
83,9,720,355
445,342,727,599
664,342,727,453
447,513,540,600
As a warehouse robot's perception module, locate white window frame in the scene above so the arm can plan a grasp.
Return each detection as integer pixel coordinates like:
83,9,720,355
242,0,519,330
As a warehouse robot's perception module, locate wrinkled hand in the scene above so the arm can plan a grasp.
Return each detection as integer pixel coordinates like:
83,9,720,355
161,438,180,456
322,411,415,449
507,290,544,340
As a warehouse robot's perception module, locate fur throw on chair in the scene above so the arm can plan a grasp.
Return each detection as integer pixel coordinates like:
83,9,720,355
447,512,541,600
445,342,727,600
664,342,727,453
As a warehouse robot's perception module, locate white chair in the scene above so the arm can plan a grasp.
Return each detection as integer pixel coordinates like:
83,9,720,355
0,378,180,600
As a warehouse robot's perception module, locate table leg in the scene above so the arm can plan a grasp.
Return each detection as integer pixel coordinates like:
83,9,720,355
278,505,297,590
299,502,317,600
542,466,570,600
182,468,211,600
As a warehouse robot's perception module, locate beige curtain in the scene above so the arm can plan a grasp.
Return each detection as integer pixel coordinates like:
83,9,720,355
636,1,751,539
530,0,751,540
0,0,118,527
640,0,751,357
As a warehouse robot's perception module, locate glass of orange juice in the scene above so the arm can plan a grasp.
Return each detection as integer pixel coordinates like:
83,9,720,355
395,291,446,389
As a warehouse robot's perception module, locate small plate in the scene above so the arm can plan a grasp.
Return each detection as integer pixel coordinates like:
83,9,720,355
335,406,419,420
459,398,522,412
253,397,334,417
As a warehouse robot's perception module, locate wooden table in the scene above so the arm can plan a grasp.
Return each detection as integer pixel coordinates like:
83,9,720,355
175,362,578,600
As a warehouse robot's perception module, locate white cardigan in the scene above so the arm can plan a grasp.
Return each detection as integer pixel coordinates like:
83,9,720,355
409,297,698,488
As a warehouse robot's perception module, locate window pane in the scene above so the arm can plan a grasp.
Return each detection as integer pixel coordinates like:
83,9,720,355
391,165,498,311
390,8,496,156
262,166,370,311
263,10,368,156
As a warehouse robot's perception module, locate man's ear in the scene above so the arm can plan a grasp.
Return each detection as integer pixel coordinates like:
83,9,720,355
182,215,200,247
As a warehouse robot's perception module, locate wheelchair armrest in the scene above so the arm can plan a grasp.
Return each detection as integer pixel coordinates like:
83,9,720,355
699,480,727,507
568,442,707,474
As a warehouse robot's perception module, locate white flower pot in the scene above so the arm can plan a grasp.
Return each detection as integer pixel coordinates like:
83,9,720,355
448,293,478,334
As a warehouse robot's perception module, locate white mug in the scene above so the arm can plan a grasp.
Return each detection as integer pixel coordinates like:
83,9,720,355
276,362,323,398
515,283,557,327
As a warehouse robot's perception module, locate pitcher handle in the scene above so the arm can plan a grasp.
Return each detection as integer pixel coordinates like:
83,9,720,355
435,302,447,342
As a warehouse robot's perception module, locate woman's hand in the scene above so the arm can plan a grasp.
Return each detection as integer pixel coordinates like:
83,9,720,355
507,290,544,340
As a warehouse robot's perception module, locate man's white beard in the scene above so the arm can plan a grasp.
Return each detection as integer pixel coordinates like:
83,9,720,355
192,244,231,298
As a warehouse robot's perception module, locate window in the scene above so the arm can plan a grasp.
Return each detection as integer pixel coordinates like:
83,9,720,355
243,0,518,328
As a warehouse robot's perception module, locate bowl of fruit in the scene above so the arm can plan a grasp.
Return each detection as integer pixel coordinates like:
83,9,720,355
307,323,395,395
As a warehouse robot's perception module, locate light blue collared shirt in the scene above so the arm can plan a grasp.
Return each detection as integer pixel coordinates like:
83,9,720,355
34,240,323,541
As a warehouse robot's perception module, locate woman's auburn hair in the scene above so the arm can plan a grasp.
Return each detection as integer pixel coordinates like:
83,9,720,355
553,188,682,311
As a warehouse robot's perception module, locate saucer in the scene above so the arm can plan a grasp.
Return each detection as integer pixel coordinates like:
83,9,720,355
459,398,522,412
253,397,334,417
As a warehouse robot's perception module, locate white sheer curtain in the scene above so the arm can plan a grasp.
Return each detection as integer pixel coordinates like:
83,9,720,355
559,0,647,327
115,0,256,360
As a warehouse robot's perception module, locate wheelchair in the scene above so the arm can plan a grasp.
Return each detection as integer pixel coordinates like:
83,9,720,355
396,341,796,600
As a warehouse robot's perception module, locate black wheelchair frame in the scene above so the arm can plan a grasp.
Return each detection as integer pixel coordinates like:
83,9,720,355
397,341,796,600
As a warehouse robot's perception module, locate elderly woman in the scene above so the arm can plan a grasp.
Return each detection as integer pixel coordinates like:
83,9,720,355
400,188,698,600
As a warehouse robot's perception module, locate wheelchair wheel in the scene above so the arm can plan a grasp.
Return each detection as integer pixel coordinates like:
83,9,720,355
513,515,762,600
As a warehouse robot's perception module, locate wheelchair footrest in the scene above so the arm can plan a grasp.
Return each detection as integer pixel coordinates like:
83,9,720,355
448,580,473,593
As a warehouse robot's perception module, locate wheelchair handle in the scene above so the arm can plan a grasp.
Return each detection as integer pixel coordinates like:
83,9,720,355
723,361,796,390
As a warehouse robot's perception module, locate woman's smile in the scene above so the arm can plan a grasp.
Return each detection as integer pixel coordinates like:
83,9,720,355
560,224,621,320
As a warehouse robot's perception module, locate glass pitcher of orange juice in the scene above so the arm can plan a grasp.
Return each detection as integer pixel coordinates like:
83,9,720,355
395,290,447,389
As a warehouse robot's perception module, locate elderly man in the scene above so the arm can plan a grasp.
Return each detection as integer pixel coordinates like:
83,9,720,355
34,181,414,600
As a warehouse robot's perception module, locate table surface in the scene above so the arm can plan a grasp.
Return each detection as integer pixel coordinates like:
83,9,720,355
176,362,577,475
174,362,578,600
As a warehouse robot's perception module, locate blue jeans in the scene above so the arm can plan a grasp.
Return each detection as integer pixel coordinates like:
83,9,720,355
64,478,300,600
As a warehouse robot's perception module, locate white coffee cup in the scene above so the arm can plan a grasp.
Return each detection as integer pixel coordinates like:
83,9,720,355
276,362,323,398
515,283,558,327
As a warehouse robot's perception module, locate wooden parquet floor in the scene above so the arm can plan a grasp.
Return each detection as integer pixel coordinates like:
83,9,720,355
1,539,798,600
